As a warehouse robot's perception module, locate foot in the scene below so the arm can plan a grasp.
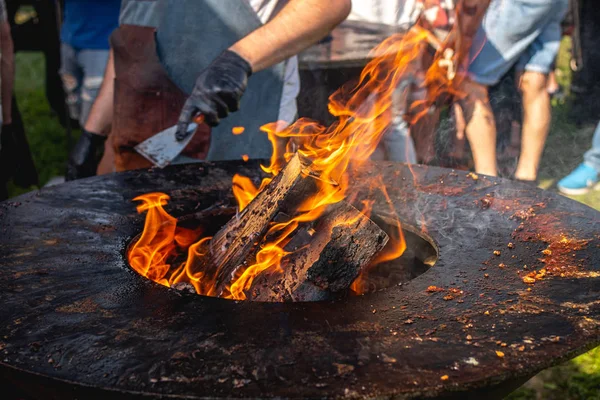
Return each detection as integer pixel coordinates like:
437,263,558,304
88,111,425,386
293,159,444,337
557,164,600,195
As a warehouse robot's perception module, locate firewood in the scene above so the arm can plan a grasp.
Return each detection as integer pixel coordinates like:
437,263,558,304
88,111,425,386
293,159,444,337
208,153,388,301
210,153,317,295
247,200,389,302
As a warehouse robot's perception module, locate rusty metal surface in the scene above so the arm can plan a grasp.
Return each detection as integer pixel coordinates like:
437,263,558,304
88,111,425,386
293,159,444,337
0,161,599,399
299,20,400,70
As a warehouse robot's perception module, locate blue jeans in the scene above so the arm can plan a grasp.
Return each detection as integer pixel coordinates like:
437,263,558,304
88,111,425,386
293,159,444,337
382,117,417,163
60,44,110,126
584,122,600,172
469,0,569,86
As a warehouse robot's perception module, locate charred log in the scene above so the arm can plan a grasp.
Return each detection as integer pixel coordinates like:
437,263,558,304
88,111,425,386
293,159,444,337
207,152,388,301
248,200,389,302
210,153,316,295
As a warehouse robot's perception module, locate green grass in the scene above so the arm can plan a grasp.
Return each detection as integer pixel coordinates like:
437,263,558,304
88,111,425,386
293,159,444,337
8,52,80,195
508,347,600,400
6,41,600,399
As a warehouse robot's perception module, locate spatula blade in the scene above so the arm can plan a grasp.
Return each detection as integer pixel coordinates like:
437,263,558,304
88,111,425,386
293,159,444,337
134,123,198,169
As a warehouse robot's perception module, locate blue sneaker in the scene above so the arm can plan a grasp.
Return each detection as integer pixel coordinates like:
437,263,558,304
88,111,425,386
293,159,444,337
557,164,600,195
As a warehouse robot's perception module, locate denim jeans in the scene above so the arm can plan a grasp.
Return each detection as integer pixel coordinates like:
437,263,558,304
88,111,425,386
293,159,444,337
60,44,110,126
469,0,569,86
381,117,417,163
584,122,600,172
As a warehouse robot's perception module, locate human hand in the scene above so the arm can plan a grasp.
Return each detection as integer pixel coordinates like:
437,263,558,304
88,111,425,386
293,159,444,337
175,50,252,141
66,130,106,181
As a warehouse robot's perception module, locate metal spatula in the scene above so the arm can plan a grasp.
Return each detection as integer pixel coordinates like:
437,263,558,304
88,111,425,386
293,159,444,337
134,115,204,169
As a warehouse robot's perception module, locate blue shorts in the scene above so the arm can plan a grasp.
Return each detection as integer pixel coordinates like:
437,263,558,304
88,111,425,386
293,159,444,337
468,0,569,86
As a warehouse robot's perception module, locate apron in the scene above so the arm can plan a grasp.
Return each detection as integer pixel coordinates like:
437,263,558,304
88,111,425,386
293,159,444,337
110,0,285,171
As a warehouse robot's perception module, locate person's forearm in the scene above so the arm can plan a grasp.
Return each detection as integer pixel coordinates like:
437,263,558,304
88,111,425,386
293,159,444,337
230,0,351,72
0,20,14,124
439,0,490,73
84,49,115,135
453,0,490,59
457,0,490,38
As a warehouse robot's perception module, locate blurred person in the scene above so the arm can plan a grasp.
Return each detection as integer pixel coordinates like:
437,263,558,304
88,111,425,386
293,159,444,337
349,0,420,28
348,0,456,164
0,0,11,199
0,0,10,128
60,0,120,127
547,0,578,102
403,0,457,166
557,122,600,195
7,0,68,127
0,0,38,200
348,0,419,164
566,0,600,127
67,0,351,180
460,0,569,181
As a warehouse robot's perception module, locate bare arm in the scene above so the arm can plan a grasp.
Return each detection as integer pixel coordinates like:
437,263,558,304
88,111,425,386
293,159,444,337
449,0,491,69
83,49,115,135
230,0,352,72
0,19,13,124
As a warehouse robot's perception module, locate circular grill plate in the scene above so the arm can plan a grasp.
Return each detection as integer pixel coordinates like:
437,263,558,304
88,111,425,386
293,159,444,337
0,161,598,399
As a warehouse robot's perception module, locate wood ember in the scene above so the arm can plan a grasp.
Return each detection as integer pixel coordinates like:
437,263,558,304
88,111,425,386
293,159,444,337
171,282,196,294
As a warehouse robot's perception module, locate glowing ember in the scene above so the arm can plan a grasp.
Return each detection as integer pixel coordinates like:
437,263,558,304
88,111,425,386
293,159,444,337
128,8,471,300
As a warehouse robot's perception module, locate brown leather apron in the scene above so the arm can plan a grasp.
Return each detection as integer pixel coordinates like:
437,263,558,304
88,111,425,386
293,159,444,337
108,25,210,172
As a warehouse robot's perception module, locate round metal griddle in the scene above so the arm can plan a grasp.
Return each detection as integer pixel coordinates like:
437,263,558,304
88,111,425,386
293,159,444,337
0,161,598,399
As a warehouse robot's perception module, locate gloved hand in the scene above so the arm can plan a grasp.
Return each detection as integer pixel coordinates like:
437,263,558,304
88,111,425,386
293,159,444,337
175,50,252,140
65,130,107,181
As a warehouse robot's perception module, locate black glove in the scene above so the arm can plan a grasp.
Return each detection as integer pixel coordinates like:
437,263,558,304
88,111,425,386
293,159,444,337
65,130,106,181
175,50,252,140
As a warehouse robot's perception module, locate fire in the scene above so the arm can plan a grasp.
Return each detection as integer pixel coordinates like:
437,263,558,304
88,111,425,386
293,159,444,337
129,9,469,299
232,126,245,135
232,174,270,212
128,193,204,287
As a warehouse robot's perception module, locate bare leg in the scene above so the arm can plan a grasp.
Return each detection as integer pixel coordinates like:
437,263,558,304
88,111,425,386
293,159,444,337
547,70,559,93
459,79,498,176
448,102,467,161
514,71,550,181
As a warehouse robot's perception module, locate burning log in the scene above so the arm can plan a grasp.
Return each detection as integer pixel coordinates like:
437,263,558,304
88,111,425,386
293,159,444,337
248,200,388,302
207,153,388,301
209,153,315,294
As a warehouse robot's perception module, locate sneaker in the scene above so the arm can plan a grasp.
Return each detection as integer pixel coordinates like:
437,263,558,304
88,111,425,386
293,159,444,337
557,164,600,195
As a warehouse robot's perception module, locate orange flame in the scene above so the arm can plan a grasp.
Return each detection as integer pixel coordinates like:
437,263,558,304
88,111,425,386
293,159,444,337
232,174,272,212
128,193,204,287
221,28,445,297
129,10,472,299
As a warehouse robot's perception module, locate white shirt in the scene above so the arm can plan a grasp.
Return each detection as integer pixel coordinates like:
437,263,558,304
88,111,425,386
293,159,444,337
348,0,455,33
348,0,421,28
248,0,300,125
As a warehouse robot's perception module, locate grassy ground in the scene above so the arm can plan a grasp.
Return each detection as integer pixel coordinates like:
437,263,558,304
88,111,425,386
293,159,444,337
6,40,600,398
6,52,79,196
